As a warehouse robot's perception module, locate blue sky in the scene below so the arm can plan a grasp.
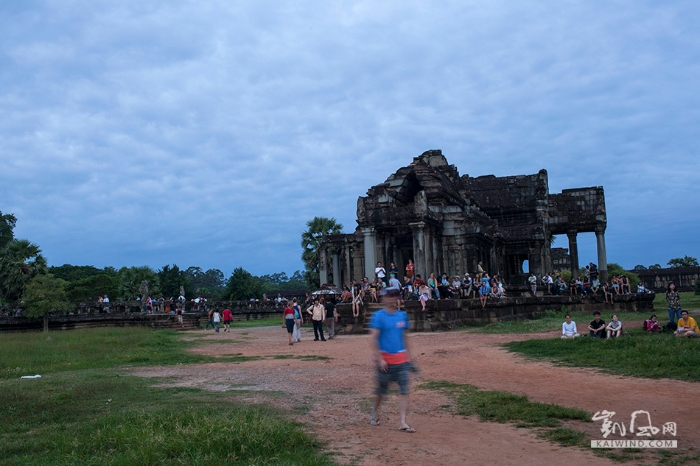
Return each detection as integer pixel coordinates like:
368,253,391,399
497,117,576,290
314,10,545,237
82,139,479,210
1,0,698,278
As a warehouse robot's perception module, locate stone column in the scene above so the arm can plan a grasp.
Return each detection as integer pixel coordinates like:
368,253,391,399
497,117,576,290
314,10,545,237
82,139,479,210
319,247,328,286
596,228,608,283
409,222,426,278
362,227,377,280
344,244,352,284
332,250,341,286
567,230,579,278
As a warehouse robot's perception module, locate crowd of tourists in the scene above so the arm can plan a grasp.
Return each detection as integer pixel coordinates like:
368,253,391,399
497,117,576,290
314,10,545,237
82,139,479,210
337,260,512,312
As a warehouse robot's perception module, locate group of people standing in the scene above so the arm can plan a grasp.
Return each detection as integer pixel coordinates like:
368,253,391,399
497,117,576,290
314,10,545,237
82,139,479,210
282,296,338,345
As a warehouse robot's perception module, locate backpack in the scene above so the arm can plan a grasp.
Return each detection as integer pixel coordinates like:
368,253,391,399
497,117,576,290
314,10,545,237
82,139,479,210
642,320,648,331
664,321,677,333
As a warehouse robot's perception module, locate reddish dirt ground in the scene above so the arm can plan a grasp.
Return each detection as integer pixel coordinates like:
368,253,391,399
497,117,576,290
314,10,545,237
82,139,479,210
132,324,698,466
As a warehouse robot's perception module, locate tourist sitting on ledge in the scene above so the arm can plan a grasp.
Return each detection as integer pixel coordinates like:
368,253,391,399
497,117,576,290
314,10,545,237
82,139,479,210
637,283,652,294
675,310,700,338
588,312,606,338
643,314,661,333
418,284,431,311
478,282,489,310
606,314,623,338
561,314,580,339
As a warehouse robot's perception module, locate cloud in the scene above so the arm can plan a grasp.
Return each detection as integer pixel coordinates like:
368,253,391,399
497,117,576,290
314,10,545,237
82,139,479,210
0,0,698,276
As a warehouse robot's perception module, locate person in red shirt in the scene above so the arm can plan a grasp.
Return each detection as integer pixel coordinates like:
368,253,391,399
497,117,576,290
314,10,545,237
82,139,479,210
222,308,232,332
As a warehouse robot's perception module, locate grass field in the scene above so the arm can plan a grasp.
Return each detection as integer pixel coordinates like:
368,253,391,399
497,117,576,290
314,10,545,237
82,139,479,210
653,291,700,311
505,331,700,382
466,310,646,334
0,328,336,465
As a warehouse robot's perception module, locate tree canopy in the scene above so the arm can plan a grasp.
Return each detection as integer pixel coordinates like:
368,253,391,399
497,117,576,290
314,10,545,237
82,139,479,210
225,267,265,300
0,239,47,304
0,210,16,249
23,274,72,331
667,256,699,268
301,216,343,287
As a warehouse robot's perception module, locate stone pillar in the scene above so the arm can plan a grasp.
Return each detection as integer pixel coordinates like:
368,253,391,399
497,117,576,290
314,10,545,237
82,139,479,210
410,222,426,278
567,230,579,278
344,244,352,284
332,250,341,286
596,228,608,283
362,227,377,280
319,247,328,286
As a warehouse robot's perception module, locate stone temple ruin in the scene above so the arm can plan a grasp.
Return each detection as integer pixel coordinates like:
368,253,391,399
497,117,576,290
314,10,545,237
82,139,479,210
319,150,609,289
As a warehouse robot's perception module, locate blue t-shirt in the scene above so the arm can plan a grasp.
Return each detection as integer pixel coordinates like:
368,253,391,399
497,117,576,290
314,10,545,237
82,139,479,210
370,309,410,355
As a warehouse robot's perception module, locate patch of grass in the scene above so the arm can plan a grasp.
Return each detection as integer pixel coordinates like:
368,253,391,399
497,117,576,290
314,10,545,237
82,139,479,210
0,371,334,465
658,450,700,465
229,317,284,328
467,310,646,334
422,380,589,428
272,354,332,361
0,328,225,379
654,292,700,311
537,427,586,447
505,331,700,382
0,328,335,464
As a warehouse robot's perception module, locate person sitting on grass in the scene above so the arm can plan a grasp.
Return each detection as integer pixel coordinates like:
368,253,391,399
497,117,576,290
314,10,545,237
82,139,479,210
561,314,580,339
606,314,623,338
588,311,606,338
675,310,700,338
479,281,489,310
643,314,661,333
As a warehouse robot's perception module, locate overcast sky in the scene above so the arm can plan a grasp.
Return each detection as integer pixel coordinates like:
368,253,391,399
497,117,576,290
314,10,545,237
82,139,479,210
1,0,698,278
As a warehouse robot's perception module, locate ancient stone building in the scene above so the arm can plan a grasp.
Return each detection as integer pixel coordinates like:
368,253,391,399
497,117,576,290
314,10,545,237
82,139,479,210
319,150,608,288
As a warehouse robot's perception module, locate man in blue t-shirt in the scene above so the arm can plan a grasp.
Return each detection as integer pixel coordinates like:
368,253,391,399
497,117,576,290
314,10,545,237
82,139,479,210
369,288,415,433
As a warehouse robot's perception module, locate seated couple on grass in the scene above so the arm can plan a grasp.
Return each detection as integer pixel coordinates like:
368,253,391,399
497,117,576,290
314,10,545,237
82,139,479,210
563,312,623,339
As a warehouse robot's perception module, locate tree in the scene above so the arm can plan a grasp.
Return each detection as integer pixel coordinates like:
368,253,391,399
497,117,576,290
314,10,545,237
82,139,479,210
667,256,699,268
157,264,192,299
301,217,343,287
23,274,72,332
0,239,47,304
633,264,647,271
117,266,160,301
49,264,104,282
183,267,225,299
0,211,16,249
607,263,640,290
225,267,265,300
64,273,119,302
648,264,661,269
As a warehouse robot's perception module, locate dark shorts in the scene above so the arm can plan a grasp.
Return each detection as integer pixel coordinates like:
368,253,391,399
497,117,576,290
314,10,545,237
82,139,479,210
376,362,410,396
285,319,295,333
224,320,231,324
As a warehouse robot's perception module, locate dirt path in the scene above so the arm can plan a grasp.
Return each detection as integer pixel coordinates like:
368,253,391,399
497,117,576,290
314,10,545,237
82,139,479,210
133,326,697,465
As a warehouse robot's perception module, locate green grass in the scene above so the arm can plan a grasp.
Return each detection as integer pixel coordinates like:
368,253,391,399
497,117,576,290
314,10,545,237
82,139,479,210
0,371,334,465
229,317,285,328
653,291,700,311
505,330,700,382
422,380,590,428
0,328,336,465
0,328,258,379
466,310,647,334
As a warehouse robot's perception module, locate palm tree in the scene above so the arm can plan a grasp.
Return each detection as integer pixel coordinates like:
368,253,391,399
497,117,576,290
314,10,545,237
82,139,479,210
0,239,47,303
301,216,343,287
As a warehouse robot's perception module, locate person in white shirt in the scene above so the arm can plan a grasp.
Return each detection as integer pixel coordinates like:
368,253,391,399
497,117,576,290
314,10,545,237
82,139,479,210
561,314,580,339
